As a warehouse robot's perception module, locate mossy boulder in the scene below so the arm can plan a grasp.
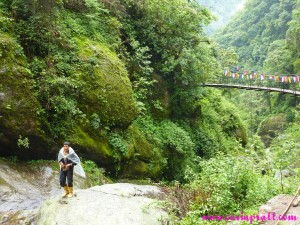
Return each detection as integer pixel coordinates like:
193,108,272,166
118,125,164,179
0,32,48,159
128,125,153,161
75,37,138,127
48,37,139,167
70,126,115,166
258,114,287,147
120,159,163,179
123,160,148,177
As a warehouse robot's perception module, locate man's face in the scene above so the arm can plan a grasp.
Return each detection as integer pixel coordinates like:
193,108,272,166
63,145,69,152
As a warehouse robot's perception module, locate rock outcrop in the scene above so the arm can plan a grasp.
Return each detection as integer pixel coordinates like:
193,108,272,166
259,194,300,225
0,160,88,224
36,183,167,225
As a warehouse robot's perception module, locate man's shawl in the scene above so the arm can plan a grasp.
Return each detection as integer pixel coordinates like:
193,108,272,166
58,147,86,178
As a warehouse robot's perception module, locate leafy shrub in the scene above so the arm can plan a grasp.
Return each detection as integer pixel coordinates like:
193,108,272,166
183,154,279,216
108,132,129,159
17,135,30,149
81,159,109,186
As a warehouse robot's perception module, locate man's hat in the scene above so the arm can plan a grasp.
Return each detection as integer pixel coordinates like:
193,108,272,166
64,141,70,146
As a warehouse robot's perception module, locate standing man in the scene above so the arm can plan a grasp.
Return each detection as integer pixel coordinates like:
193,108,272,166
58,141,80,197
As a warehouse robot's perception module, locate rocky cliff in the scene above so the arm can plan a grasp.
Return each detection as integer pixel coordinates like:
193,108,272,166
36,183,167,225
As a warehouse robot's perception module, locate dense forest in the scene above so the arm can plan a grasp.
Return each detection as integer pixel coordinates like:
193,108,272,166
0,0,245,179
215,0,300,73
1,0,300,224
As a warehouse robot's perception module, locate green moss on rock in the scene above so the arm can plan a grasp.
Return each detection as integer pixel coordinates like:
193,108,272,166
258,114,287,147
116,124,165,179
128,125,153,160
0,32,47,157
121,160,148,178
74,37,138,127
120,158,163,179
70,126,115,165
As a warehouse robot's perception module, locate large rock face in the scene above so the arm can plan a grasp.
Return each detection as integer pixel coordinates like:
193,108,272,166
36,183,167,225
0,32,49,158
75,37,138,127
0,159,89,224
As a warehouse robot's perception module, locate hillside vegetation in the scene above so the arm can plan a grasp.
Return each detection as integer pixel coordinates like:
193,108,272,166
215,0,299,73
0,0,246,181
2,0,300,223
198,0,246,35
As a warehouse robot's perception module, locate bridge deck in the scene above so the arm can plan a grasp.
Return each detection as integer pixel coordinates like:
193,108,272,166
202,84,300,96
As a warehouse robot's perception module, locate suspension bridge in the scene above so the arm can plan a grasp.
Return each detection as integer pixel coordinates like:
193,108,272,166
202,74,300,96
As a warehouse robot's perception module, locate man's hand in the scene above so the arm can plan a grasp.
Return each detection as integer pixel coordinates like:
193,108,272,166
66,163,72,168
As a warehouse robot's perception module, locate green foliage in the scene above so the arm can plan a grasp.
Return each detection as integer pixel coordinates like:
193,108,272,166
213,45,239,74
125,40,157,112
90,113,101,129
286,0,300,66
119,0,215,86
74,37,138,127
257,114,287,147
1,0,137,140
172,87,247,156
4,3,300,225
266,120,300,194
0,12,13,33
159,121,198,181
81,159,108,186
108,132,129,159
37,74,85,138
159,121,194,155
176,43,219,85
133,115,198,181
158,141,300,225
264,39,293,73
197,0,246,35
17,135,29,149
183,154,279,216
215,0,297,70
0,0,270,209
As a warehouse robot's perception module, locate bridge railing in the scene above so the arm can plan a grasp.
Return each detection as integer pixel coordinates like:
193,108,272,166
214,75,300,93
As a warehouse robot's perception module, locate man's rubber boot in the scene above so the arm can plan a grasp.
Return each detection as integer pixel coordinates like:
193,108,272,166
67,187,73,198
62,185,69,197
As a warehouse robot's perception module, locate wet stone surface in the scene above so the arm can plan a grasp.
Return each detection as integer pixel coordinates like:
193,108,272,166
0,160,88,225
